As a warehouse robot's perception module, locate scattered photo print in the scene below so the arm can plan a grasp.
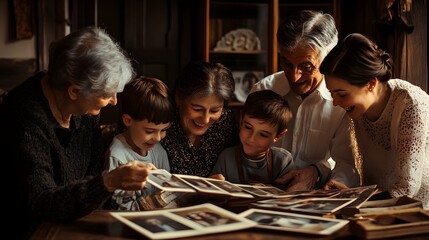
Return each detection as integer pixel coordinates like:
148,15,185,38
240,208,349,235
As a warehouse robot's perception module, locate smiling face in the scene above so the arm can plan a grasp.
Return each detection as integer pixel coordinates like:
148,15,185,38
325,75,375,119
239,115,284,159
279,45,324,98
123,116,171,156
177,94,224,142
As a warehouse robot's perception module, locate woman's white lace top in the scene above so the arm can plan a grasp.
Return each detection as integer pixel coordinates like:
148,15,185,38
352,79,429,209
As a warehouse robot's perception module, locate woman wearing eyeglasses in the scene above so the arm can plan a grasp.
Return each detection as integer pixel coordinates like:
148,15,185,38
251,10,359,191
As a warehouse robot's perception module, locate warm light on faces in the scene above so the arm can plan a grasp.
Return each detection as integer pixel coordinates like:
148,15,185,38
279,45,323,97
239,115,282,160
73,91,118,116
124,117,171,156
178,94,224,139
325,75,374,119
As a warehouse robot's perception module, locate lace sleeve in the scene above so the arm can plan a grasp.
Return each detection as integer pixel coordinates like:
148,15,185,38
390,94,429,198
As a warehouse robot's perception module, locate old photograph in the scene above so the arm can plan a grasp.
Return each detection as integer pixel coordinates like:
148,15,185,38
205,178,254,198
175,174,230,195
111,203,256,239
240,208,349,235
148,169,196,193
289,198,356,214
232,70,264,102
235,184,273,198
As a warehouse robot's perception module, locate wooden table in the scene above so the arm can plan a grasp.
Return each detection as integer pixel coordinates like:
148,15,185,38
30,210,428,240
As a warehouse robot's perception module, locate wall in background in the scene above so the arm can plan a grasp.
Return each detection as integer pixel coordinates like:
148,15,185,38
0,0,36,59
0,0,37,91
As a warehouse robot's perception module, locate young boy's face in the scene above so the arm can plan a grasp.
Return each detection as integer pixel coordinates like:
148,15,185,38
124,116,171,155
239,114,281,159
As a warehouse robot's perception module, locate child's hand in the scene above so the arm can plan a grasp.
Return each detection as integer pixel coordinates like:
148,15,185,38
209,174,225,180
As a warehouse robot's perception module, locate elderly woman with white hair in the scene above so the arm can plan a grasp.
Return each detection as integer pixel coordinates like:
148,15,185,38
0,26,156,238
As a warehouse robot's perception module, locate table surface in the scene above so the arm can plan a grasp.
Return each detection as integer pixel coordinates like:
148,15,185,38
30,210,428,240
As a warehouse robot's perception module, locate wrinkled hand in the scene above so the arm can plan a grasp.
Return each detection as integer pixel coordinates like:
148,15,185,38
323,179,349,190
103,161,157,192
209,174,225,180
274,166,318,191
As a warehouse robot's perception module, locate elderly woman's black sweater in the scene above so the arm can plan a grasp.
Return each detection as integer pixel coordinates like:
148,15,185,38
0,72,111,239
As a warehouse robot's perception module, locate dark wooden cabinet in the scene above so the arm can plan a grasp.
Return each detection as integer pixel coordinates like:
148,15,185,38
92,0,184,124
199,0,277,105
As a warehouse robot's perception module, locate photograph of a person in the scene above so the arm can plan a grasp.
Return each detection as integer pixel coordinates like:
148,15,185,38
240,209,349,235
148,169,196,192
232,70,264,102
334,185,378,208
170,203,256,231
254,186,290,197
175,175,229,194
205,179,253,198
111,203,256,239
235,184,273,198
182,210,237,227
289,198,356,214
127,215,191,233
257,196,309,206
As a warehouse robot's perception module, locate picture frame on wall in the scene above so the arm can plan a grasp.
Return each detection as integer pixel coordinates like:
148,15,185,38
232,70,265,102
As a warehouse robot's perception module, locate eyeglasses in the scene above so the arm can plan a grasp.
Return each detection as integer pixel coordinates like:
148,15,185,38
279,59,318,76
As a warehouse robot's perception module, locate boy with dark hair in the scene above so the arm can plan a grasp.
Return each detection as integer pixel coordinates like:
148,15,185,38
210,90,295,184
106,76,175,210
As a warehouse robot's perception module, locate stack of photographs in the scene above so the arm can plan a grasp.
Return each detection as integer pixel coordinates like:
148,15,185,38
249,185,379,216
147,169,293,199
251,198,356,216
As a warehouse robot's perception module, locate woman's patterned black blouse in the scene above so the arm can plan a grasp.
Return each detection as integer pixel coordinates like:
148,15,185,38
161,108,239,177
